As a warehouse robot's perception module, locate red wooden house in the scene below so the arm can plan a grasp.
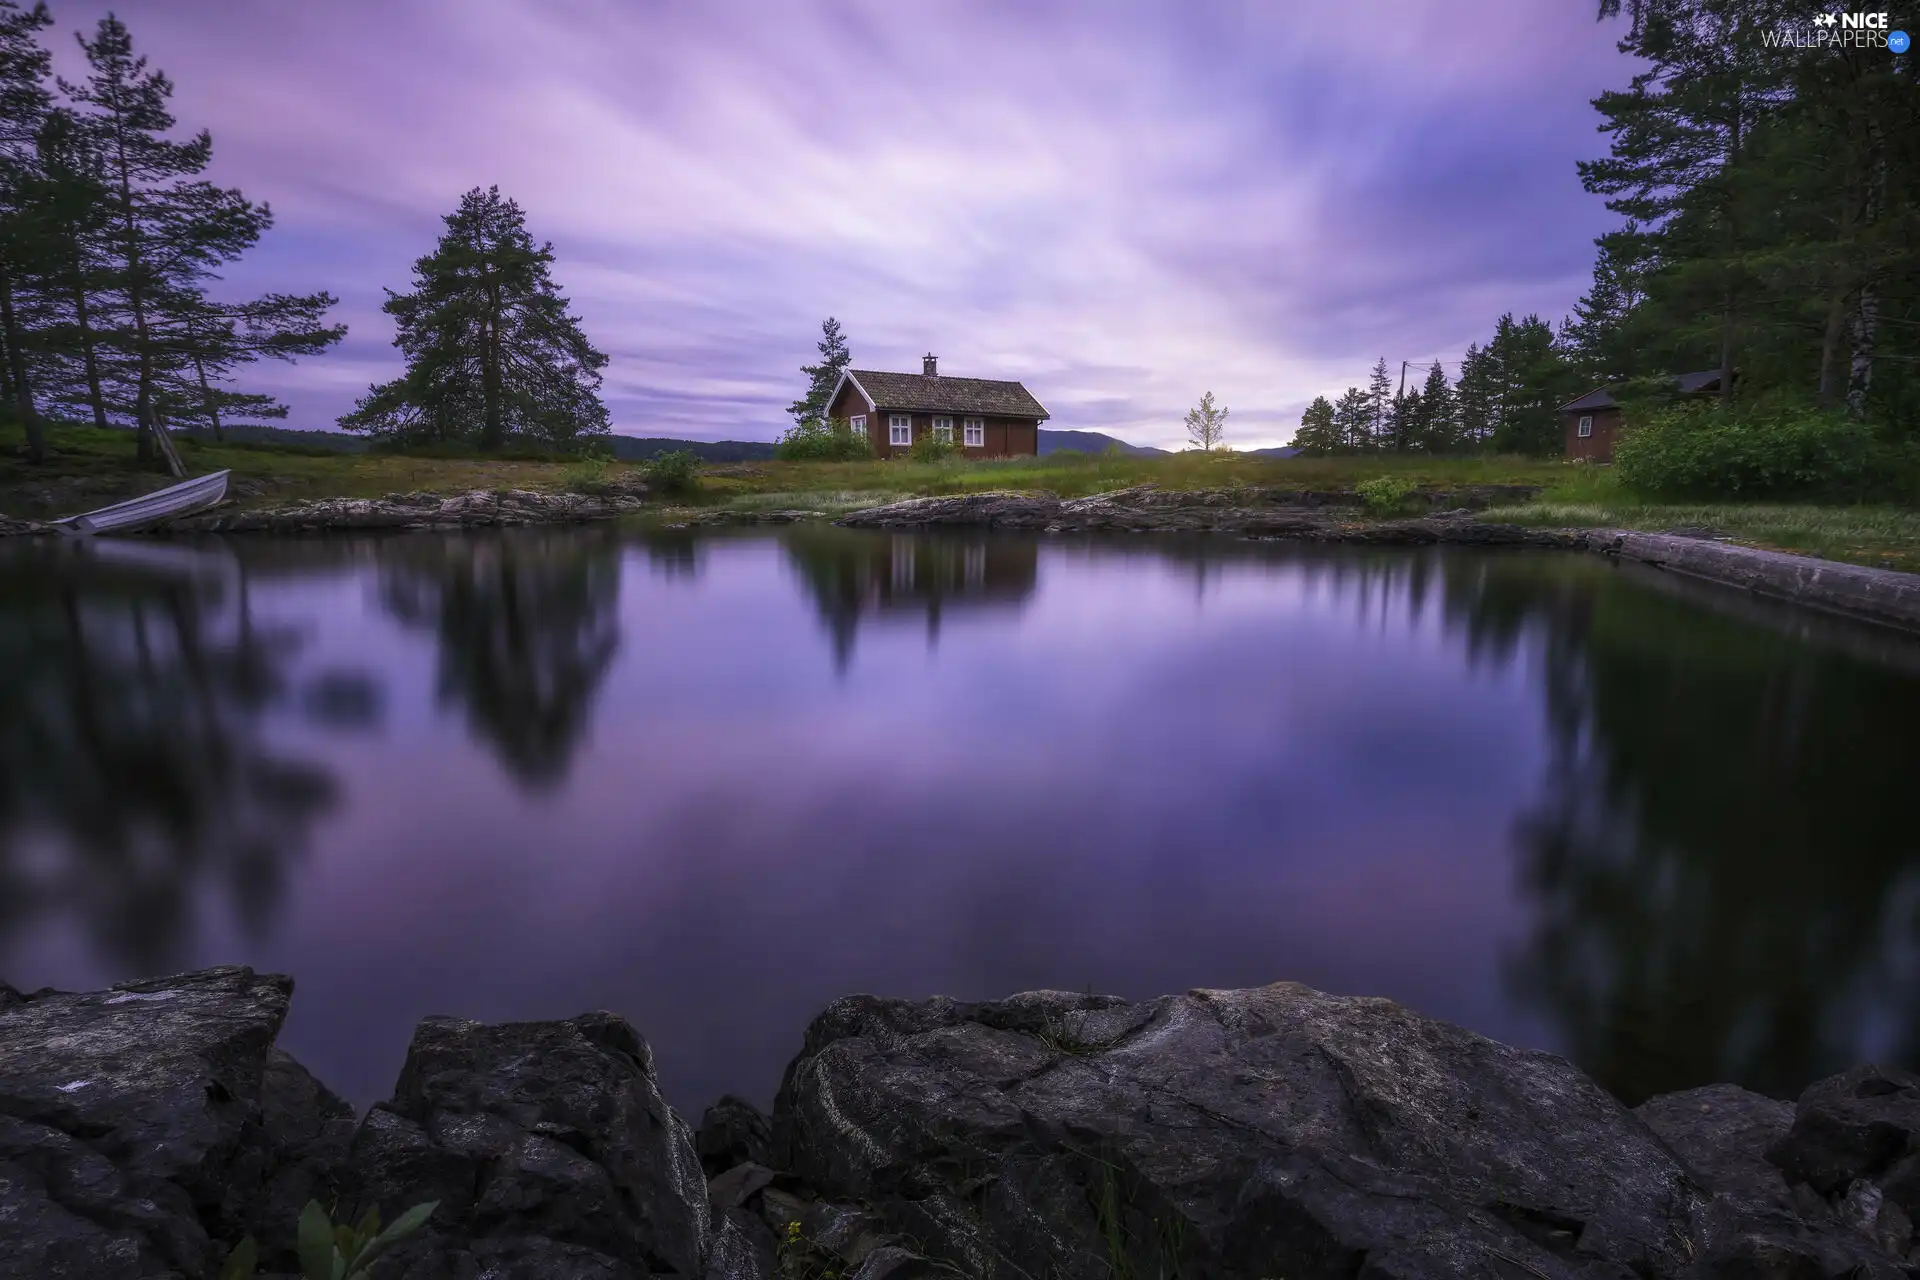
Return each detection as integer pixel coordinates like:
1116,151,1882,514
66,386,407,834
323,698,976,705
825,355,1048,458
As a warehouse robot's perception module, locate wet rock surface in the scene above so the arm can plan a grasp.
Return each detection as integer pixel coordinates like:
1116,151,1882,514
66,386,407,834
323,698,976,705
160,486,648,534
3,968,1917,1279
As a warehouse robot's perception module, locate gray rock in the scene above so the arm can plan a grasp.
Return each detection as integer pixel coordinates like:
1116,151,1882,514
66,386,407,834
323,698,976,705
1637,1084,1796,1210
344,1009,711,1279
0,966,297,1280
703,1215,771,1280
839,493,1063,529
770,983,1902,1280
697,1095,772,1177
1767,1065,1920,1262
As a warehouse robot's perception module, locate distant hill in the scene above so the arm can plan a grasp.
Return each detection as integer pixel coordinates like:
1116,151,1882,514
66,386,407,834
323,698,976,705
1038,429,1169,457
1244,445,1301,458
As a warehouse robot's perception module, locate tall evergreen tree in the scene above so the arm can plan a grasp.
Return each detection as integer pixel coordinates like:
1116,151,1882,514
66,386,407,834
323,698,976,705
28,106,117,428
1454,342,1497,450
787,316,850,429
1580,0,1795,405
1562,229,1648,383
62,15,271,467
1332,386,1371,453
343,186,609,451
0,0,52,461
1417,361,1454,452
1293,394,1337,455
1486,313,1573,455
1183,390,1228,450
1366,357,1393,450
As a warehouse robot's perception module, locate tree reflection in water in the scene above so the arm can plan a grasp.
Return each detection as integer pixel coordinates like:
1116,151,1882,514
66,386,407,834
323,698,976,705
1440,551,1920,1102
0,541,345,973
380,528,623,789
1115,540,1920,1102
780,527,1038,671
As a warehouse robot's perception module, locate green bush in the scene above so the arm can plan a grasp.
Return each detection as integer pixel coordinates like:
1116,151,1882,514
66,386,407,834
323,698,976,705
643,449,701,494
1613,398,1904,500
1355,474,1420,514
775,422,874,461
908,433,959,463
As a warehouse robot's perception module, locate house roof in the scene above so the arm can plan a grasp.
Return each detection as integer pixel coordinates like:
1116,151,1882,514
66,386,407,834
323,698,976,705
839,369,1049,420
1560,370,1723,414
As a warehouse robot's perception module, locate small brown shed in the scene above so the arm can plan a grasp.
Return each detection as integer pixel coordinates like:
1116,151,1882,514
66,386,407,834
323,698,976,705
825,355,1048,458
1561,370,1726,462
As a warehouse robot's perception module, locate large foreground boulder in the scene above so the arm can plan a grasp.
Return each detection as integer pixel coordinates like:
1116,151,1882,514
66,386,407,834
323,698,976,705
0,966,341,1280
771,984,1908,1279
344,1010,712,1279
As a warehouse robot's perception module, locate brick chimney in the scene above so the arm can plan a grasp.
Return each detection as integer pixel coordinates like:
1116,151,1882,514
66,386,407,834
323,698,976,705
923,353,938,376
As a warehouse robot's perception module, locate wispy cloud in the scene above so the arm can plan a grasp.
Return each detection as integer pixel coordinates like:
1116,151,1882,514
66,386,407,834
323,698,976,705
68,0,1630,447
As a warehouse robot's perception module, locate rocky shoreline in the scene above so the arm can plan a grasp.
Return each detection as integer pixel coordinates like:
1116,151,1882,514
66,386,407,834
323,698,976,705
836,488,1920,634
2,967,1917,1279
5,481,1919,634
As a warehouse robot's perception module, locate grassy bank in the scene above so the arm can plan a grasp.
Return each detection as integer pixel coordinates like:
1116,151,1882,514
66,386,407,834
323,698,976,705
6,420,1918,571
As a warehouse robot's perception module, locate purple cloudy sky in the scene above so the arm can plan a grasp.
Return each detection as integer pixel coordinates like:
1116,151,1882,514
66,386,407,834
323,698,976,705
50,1,1632,449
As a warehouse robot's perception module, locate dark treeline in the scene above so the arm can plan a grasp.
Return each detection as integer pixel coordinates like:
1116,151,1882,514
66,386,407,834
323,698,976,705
1297,1,1920,458
0,3,345,466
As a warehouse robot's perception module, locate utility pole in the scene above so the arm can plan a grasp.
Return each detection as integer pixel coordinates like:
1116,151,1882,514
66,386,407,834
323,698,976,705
1397,360,1409,400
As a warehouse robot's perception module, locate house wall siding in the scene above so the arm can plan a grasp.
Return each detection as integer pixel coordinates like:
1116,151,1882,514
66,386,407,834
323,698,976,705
854,410,1040,459
1564,407,1624,462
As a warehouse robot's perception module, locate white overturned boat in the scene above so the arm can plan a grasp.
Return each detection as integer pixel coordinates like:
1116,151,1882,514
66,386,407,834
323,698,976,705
51,469,231,536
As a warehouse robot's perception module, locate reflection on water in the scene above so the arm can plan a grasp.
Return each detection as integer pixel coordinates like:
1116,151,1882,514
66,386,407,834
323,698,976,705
380,529,622,788
0,527,1915,1111
782,529,1038,669
0,542,348,972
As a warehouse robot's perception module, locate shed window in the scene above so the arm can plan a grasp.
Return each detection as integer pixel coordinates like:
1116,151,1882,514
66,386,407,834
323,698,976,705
1577,415,1594,438
850,414,867,437
963,417,984,447
932,416,954,441
889,414,912,446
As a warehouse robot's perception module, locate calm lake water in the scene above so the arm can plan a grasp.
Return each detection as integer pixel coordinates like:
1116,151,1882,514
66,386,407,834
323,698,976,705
2,526,1918,1114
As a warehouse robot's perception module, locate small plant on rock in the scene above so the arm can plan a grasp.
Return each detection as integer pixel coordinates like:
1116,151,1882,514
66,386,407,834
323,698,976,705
216,1199,438,1280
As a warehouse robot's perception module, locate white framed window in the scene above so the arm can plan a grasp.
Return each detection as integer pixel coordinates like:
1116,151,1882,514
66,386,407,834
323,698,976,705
963,417,984,447
932,416,954,442
850,414,867,437
1577,415,1594,438
889,414,912,446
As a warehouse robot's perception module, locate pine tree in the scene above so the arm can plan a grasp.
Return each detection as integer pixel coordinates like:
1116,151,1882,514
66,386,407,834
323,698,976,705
1580,0,1794,406
1417,361,1454,452
1486,313,1573,456
1293,395,1337,455
1332,386,1371,453
28,106,117,428
343,186,609,451
1562,229,1647,384
1385,389,1421,454
788,316,850,429
1183,391,1228,450
63,15,271,468
1454,343,1496,450
0,0,52,461
1366,357,1393,451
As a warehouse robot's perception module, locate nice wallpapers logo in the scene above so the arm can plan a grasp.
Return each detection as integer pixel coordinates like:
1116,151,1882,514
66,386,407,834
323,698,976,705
1763,11,1912,52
